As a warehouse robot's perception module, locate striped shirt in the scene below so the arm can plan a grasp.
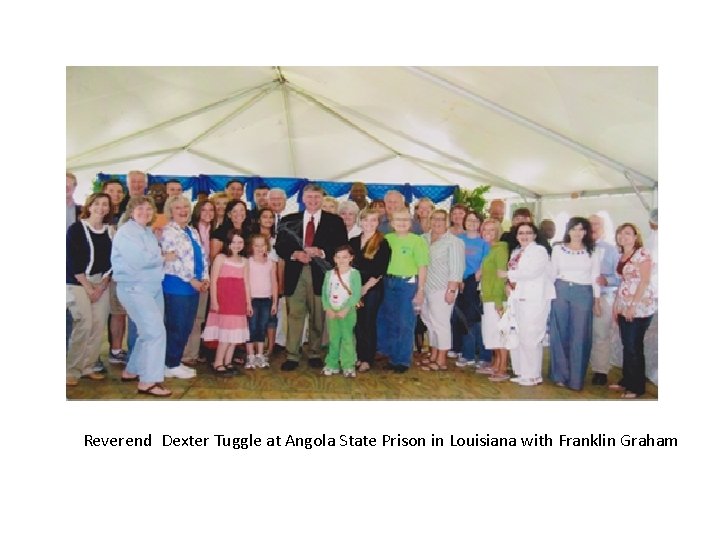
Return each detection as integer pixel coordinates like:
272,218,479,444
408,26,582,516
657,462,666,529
423,231,465,292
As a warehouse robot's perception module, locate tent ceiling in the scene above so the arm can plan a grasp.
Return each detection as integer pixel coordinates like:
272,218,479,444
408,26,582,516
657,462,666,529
66,66,657,199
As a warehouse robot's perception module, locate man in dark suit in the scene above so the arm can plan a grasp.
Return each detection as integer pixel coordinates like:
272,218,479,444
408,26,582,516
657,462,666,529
275,184,348,370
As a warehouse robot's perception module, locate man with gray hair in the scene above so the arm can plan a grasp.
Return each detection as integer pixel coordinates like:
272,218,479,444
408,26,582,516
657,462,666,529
378,190,423,234
266,187,288,354
588,213,620,386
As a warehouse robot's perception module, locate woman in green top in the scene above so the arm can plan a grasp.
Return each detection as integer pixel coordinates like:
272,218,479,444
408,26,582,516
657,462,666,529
476,218,510,381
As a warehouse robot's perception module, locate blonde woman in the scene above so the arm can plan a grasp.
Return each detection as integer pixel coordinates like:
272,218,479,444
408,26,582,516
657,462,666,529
160,195,210,379
475,218,510,381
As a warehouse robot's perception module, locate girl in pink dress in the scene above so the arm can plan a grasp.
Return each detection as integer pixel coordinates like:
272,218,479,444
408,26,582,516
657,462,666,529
202,229,251,376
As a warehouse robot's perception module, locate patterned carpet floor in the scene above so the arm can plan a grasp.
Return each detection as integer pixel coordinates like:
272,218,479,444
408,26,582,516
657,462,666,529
66,349,658,401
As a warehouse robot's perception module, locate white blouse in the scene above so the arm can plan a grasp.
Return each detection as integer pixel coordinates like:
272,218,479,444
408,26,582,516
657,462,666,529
550,244,601,298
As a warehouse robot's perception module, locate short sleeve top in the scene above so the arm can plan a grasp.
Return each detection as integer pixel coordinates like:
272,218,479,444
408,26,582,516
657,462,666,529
616,248,656,318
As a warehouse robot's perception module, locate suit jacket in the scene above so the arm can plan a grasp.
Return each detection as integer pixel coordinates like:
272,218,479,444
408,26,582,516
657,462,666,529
275,211,348,296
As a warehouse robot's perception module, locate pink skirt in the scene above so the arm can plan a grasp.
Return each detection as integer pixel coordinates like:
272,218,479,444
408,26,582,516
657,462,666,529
202,312,249,344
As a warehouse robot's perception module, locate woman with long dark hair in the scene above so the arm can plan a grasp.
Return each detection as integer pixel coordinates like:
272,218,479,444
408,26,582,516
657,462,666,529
548,217,601,390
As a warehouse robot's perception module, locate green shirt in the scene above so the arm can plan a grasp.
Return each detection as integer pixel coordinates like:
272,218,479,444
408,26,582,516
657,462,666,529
385,233,429,277
481,241,509,308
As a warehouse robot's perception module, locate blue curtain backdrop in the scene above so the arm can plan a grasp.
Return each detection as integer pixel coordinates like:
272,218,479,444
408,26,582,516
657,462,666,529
96,173,457,209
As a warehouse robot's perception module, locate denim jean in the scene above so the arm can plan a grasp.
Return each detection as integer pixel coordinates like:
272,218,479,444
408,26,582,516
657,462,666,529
377,277,417,367
461,320,491,362
549,281,594,390
618,314,653,396
127,317,138,356
249,298,272,343
117,282,166,384
164,292,199,369
66,308,72,353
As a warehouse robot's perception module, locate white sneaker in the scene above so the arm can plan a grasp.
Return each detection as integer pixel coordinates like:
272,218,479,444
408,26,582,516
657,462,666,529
446,351,459,358
256,354,270,369
343,369,356,378
165,365,196,379
455,357,476,367
518,378,539,387
322,367,340,376
245,355,257,370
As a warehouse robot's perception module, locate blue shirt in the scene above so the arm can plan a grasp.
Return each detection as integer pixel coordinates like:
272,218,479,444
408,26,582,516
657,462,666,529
596,240,620,294
457,233,490,278
111,219,164,284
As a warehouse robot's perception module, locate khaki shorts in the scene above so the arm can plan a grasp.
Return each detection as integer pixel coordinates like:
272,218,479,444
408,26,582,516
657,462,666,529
109,281,127,316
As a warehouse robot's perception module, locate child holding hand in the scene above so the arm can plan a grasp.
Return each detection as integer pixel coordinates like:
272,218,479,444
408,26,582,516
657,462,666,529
321,245,362,378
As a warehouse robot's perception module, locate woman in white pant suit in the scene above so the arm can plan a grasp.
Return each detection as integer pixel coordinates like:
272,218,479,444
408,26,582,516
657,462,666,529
500,223,555,386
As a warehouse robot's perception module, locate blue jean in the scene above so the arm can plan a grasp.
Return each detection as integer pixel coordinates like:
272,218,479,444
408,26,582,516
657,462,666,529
549,280,593,390
66,308,72,352
117,282,166,384
461,321,491,362
164,292,199,368
377,277,417,367
249,298,272,342
618,314,653,396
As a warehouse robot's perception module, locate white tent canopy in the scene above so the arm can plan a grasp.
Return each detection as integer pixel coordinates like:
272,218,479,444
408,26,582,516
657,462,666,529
66,66,657,232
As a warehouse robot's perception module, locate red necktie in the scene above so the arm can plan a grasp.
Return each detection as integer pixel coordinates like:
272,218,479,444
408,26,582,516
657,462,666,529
305,215,315,247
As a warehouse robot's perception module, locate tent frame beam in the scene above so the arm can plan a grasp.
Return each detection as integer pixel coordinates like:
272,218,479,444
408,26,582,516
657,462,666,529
185,148,257,175
276,67,299,177
146,84,278,172
329,153,397,180
67,80,278,165
405,67,658,189
288,83,536,197
69,147,185,171
539,185,654,200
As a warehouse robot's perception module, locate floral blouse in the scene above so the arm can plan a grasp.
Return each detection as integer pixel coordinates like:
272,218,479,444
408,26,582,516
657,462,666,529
616,247,655,318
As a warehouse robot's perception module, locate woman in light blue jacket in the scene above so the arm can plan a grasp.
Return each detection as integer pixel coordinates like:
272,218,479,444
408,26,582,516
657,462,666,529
111,195,171,397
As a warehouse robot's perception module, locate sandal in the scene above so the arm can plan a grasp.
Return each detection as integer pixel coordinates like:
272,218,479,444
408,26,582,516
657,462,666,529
621,391,638,399
213,364,234,378
357,361,371,373
137,383,172,397
421,362,448,371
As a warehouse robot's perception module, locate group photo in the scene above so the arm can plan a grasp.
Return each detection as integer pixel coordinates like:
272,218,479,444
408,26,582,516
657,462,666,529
66,66,658,400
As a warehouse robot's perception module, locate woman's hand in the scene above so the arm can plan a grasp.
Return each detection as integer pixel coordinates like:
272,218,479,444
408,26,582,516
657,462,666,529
336,308,349,319
623,303,636,322
495,304,505,316
474,269,482,281
189,278,204,292
593,298,602,317
210,300,219,312
271,303,278,315
246,303,253,317
444,290,457,305
200,279,210,293
412,288,425,307
497,269,508,278
163,251,177,263
326,309,336,320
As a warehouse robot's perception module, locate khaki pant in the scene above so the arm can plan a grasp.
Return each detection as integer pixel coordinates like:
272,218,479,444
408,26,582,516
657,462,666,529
182,290,208,361
589,294,614,374
66,274,111,378
286,266,325,362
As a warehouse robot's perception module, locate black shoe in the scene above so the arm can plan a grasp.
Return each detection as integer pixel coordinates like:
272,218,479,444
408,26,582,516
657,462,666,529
382,362,397,371
308,357,324,369
273,344,286,353
281,360,299,371
393,365,409,374
591,373,607,386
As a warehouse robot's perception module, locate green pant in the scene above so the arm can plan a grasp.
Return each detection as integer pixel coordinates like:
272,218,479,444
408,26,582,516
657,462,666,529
325,308,357,370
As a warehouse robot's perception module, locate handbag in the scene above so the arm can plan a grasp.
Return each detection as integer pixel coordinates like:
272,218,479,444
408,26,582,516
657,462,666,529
497,296,520,349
